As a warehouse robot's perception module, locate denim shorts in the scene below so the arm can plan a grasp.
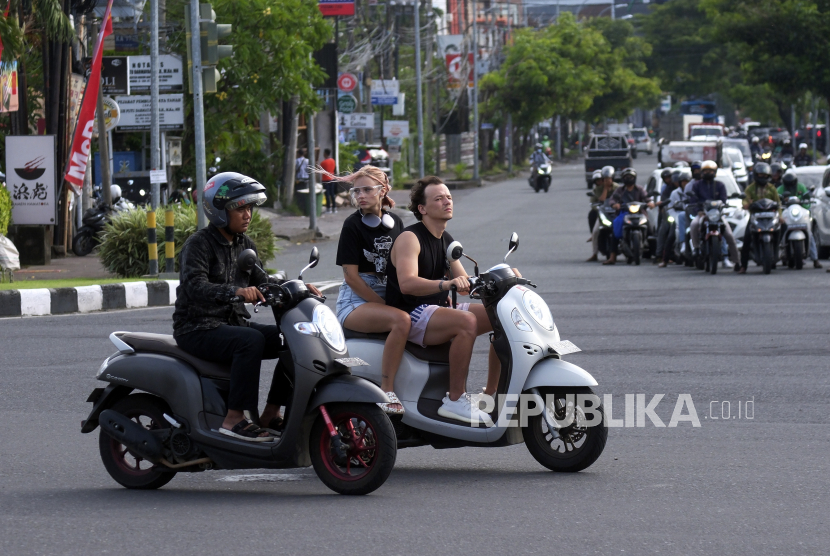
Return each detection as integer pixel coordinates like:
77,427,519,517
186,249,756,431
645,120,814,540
335,273,387,325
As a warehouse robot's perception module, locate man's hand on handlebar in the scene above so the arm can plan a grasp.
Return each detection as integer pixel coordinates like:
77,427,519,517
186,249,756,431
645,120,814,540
307,284,323,297
235,286,265,303
612,203,621,210
446,276,470,295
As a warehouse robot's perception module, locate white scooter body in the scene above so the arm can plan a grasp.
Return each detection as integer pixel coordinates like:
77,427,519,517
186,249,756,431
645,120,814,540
347,262,597,446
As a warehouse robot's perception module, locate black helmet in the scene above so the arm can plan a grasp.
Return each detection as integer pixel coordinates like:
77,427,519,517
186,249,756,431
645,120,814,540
661,168,672,179
670,169,683,184
621,167,637,185
770,161,786,175
782,169,798,187
691,160,703,170
202,172,267,228
753,162,771,185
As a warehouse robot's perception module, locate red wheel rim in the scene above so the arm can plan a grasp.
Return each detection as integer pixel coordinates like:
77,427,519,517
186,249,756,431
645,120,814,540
319,411,379,482
108,410,162,476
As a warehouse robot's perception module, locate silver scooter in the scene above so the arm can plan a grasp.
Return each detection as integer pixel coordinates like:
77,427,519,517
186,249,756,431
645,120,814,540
346,234,607,473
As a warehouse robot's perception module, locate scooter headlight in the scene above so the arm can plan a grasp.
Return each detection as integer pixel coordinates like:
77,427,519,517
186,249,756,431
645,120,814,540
599,212,612,226
629,204,640,213
667,216,675,223
522,290,554,331
791,207,801,218
313,304,345,351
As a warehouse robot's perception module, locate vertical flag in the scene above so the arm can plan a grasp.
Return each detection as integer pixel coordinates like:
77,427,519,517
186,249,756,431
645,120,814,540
63,0,114,193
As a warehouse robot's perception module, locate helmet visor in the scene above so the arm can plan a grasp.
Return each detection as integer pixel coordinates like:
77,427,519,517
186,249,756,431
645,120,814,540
225,192,267,211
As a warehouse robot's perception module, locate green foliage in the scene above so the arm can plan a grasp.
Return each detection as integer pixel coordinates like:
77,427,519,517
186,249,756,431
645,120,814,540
338,142,361,174
452,162,470,181
0,184,11,236
99,205,277,277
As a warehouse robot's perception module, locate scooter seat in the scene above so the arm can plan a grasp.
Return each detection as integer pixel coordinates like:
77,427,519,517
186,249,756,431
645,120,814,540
114,332,232,379
343,329,451,363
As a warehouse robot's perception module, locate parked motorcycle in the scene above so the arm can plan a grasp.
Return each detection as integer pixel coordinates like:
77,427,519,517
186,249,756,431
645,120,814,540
81,248,397,495
530,163,552,193
779,193,812,270
345,234,608,473
72,187,133,256
746,198,781,274
618,201,650,265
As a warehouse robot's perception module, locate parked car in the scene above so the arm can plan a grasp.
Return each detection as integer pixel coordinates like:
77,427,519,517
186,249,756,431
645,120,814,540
808,166,830,258
631,128,653,154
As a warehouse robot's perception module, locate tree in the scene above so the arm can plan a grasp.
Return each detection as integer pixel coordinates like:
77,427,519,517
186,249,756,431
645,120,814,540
580,17,661,123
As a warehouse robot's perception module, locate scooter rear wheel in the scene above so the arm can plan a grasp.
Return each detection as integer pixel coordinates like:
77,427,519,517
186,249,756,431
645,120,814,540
310,403,396,495
72,230,97,257
98,394,176,490
522,387,608,473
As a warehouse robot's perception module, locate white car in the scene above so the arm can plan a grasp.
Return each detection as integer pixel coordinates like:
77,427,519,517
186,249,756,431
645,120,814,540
799,166,830,258
723,147,749,188
631,128,652,154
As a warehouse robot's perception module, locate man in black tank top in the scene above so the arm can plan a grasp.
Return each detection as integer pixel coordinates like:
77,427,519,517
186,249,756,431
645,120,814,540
386,177,499,424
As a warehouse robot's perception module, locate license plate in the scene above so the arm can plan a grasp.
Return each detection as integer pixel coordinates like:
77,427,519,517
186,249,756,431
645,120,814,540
333,357,369,367
549,340,582,356
755,212,776,218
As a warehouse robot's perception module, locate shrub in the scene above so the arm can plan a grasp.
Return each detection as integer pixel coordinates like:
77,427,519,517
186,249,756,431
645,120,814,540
99,204,277,277
0,184,11,236
452,162,471,181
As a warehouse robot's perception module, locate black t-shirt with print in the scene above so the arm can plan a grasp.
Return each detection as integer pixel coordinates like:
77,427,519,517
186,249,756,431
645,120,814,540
336,210,405,276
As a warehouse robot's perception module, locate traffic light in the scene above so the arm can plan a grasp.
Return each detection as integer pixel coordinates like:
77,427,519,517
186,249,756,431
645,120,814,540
185,3,234,94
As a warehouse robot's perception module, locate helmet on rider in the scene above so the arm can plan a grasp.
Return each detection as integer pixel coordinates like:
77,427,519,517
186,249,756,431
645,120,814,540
592,169,602,182
620,167,637,186
600,165,615,179
753,162,771,186
661,168,672,179
670,169,683,185
751,136,760,144
110,184,122,204
202,172,267,228
799,143,808,151
535,143,543,150
770,161,786,176
782,168,798,188
691,160,703,179
701,160,717,180
679,168,693,183
673,161,689,168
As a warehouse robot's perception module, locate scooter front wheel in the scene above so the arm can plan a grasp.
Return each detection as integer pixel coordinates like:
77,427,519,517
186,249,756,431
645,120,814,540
72,229,97,256
310,403,396,495
98,394,176,490
522,387,608,473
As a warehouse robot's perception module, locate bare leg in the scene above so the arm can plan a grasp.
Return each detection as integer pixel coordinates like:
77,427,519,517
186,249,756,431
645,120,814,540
344,303,411,407
422,308,478,400
466,304,499,395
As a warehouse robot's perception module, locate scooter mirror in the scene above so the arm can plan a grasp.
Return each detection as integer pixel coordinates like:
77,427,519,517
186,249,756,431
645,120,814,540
446,241,464,262
508,232,519,253
308,246,320,268
237,248,258,272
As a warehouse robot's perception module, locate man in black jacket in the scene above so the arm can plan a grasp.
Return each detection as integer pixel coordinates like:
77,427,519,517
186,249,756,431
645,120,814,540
173,172,320,442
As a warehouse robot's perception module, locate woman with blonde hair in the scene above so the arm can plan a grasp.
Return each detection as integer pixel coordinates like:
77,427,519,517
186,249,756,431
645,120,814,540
314,164,409,414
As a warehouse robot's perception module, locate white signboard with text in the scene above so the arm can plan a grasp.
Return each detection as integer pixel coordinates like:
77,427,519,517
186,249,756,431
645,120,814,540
5,135,56,225
370,79,399,105
129,55,184,92
383,120,410,139
115,94,184,131
339,113,375,129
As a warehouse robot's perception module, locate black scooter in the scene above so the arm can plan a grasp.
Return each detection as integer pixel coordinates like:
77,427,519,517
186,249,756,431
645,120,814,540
746,198,781,274
81,248,397,495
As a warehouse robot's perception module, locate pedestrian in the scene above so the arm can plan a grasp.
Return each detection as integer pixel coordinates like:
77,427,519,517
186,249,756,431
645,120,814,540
295,149,309,193
320,148,338,213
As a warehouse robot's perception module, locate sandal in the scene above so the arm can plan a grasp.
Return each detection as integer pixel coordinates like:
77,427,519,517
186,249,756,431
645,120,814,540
218,419,275,442
259,417,284,437
378,392,405,415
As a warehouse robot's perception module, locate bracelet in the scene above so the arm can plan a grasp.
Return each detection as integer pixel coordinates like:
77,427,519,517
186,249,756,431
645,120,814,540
438,279,445,293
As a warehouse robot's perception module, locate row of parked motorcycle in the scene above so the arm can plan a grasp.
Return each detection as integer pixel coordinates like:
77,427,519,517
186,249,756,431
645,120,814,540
589,167,815,275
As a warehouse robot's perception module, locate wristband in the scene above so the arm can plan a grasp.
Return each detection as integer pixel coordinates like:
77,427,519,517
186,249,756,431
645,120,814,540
438,279,446,293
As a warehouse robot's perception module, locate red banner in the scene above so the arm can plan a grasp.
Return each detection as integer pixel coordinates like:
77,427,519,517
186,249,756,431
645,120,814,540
64,0,114,193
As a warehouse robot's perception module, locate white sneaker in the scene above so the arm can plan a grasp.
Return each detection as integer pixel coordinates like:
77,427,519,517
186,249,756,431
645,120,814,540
438,393,489,424
469,389,495,411
723,259,735,269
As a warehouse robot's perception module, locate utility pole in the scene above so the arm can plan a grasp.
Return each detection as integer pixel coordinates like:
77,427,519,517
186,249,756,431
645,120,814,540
307,112,317,231
150,0,160,210
611,1,615,19
96,52,112,205
190,0,207,229
472,0,479,181
414,0,425,177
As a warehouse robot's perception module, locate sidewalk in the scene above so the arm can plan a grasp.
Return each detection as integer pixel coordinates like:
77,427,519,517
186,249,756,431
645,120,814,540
12,253,115,282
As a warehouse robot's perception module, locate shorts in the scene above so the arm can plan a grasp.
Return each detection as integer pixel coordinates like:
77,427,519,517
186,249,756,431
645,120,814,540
408,302,470,348
335,273,387,325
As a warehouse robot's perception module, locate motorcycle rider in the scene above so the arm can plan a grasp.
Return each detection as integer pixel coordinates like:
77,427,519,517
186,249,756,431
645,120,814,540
587,169,603,234
587,166,619,262
794,143,813,167
530,143,550,177
687,161,740,270
656,168,690,267
690,160,703,181
603,168,654,265
750,136,762,159
780,139,794,157
770,161,786,187
738,162,782,274
777,169,822,268
173,172,322,441
385,177,512,423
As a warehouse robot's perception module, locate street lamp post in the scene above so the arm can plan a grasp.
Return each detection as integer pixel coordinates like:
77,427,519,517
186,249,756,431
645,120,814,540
473,1,480,182
414,0,425,177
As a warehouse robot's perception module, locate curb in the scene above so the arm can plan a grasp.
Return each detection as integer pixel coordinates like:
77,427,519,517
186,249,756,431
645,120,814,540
0,280,180,318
